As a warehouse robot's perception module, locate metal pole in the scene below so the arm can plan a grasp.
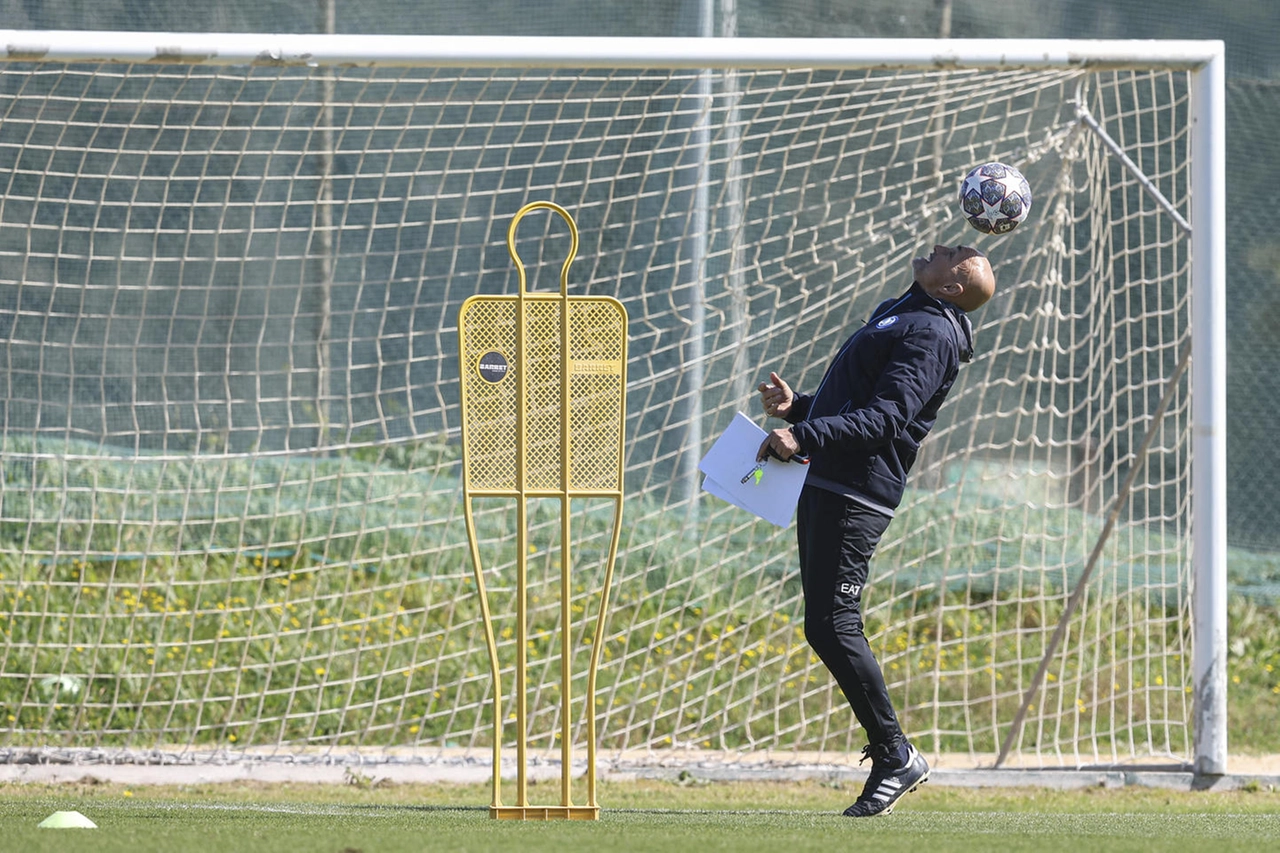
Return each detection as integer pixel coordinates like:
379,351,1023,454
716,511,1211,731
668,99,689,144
314,0,336,449
1189,43,1228,778
0,33,1224,71
721,0,751,409
677,0,714,516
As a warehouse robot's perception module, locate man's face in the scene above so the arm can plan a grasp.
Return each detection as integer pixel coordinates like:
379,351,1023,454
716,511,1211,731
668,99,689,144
912,244,983,290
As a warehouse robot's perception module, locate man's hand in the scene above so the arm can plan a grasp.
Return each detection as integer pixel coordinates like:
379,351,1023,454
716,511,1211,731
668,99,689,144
758,371,794,419
757,428,802,462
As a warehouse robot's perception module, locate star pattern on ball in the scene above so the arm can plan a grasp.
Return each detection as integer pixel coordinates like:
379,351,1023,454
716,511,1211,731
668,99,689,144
960,162,1032,235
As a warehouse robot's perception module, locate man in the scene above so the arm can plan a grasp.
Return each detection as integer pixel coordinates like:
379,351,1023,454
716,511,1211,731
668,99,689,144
756,244,995,817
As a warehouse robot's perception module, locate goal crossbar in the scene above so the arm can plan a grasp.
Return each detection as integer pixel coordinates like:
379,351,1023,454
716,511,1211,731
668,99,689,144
0,32,1224,72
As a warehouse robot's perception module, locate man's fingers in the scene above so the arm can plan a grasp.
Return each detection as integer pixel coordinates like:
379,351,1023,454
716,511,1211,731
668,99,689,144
760,372,790,419
756,429,799,462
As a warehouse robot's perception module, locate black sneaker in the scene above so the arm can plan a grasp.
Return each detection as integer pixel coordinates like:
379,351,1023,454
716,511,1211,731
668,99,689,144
842,742,929,817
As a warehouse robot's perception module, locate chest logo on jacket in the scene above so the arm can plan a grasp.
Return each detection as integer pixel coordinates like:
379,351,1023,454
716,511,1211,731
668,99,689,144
875,315,899,329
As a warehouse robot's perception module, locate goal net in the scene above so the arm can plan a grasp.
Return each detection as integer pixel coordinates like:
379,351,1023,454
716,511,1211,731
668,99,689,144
0,35,1221,772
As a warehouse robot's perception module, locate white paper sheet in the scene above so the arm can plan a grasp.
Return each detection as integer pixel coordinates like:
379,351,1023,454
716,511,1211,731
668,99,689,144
698,412,809,527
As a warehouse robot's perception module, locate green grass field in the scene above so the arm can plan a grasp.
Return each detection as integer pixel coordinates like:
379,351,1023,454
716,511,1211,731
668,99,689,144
4,779,1279,853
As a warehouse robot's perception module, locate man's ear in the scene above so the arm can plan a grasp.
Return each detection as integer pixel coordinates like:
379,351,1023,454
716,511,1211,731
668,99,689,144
940,282,963,299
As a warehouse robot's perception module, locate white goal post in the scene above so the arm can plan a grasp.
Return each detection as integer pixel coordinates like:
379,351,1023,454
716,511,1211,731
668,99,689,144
0,33,1226,778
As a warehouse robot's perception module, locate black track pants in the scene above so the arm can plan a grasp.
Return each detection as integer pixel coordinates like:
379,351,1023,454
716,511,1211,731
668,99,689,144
796,485,903,747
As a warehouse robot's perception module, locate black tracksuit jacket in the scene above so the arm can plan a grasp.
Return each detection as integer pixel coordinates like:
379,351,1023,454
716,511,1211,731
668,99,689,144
783,282,974,514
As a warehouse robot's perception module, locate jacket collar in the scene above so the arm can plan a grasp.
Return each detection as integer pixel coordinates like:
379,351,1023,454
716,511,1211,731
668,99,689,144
908,282,975,363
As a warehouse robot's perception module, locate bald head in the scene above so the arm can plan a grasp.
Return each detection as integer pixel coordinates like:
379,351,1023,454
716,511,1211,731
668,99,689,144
912,244,995,312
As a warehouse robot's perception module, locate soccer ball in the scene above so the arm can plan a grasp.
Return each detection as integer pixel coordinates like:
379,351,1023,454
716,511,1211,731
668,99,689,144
959,162,1032,235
